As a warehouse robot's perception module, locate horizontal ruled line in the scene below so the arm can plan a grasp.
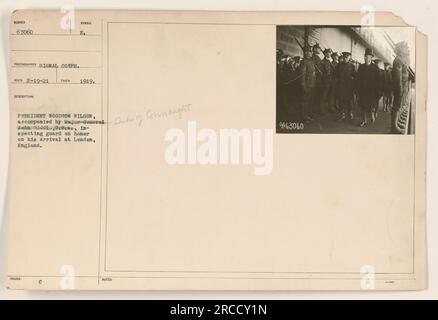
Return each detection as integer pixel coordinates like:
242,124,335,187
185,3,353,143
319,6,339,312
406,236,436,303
7,274,416,281
11,33,101,37
11,49,101,53
11,65,101,69
11,82,102,85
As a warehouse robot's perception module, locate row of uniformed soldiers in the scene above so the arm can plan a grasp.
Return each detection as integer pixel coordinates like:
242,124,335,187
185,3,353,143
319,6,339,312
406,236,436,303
277,43,405,129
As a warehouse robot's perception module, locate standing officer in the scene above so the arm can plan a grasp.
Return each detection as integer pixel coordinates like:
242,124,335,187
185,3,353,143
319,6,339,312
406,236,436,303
291,56,302,117
320,48,334,115
351,59,360,111
311,43,323,117
330,52,340,112
298,45,317,122
278,55,290,116
357,48,380,127
282,56,296,116
337,52,356,121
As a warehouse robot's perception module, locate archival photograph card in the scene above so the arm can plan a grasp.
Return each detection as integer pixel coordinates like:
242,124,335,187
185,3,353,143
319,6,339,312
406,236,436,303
6,10,427,290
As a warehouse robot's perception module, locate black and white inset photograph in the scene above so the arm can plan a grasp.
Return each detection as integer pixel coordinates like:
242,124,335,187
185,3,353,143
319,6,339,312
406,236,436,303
276,26,416,134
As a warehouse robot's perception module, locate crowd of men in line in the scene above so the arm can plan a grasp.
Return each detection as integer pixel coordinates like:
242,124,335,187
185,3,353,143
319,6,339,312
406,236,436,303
277,41,411,132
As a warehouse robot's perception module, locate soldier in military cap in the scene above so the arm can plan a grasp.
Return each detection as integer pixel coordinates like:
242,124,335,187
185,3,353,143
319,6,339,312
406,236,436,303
331,52,339,67
312,43,322,62
298,45,317,122
311,43,323,117
285,55,300,118
338,54,344,64
320,48,334,114
289,56,303,115
337,51,356,121
330,52,340,112
278,55,295,118
357,48,380,127
350,59,360,110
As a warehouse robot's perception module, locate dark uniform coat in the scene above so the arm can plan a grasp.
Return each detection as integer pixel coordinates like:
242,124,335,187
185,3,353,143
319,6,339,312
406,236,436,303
331,60,340,97
357,62,380,110
321,58,334,86
298,57,316,119
312,54,323,79
298,58,316,90
337,61,356,102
